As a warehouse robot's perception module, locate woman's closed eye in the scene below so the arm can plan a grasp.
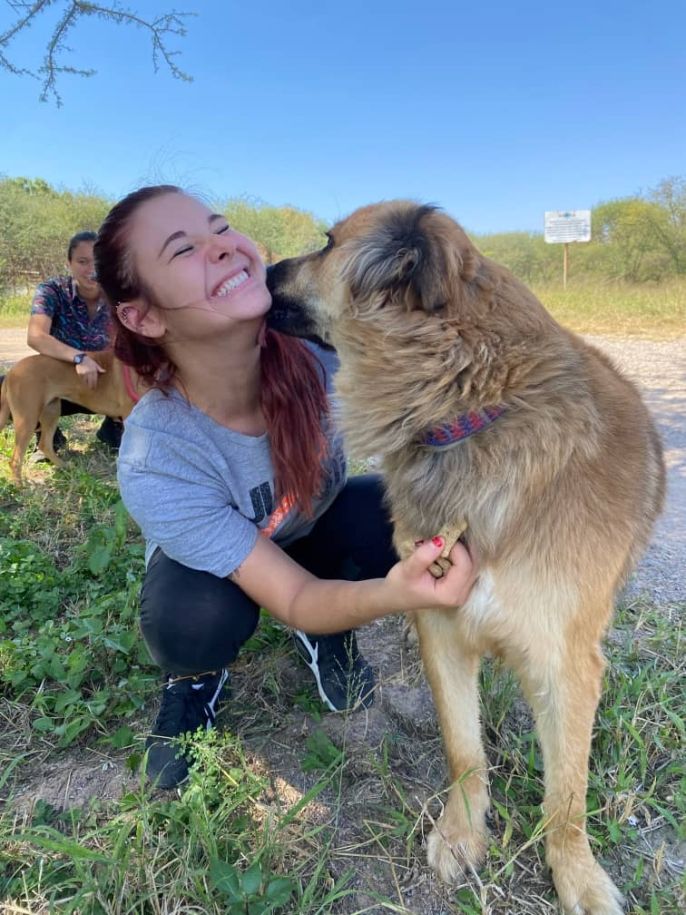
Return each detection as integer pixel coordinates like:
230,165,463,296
171,243,194,259
171,224,231,259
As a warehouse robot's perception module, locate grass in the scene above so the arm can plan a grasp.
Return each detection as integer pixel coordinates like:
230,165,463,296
533,278,686,339
0,418,684,914
0,293,31,329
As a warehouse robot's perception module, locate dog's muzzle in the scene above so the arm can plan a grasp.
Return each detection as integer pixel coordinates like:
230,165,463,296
266,264,334,350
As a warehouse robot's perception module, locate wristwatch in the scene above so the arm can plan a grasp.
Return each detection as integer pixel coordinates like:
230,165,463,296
73,353,87,365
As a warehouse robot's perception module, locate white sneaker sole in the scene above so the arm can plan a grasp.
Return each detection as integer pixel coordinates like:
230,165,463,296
293,630,339,712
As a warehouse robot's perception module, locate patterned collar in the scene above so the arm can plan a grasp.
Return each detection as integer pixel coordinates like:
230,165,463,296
421,405,506,448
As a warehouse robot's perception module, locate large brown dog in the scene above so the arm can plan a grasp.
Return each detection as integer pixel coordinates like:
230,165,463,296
0,351,141,484
267,201,665,914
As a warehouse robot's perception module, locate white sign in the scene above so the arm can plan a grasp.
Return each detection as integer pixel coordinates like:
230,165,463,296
544,210,591,244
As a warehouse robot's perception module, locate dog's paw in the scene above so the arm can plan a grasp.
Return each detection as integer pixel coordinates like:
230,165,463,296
425,820,488,883
552,857,624,915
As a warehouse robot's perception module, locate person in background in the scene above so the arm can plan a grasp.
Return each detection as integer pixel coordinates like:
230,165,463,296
94,185,478,789
26,230,124,452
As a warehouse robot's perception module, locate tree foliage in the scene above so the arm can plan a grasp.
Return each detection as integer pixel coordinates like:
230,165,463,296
648,176,686,274
0,176,111,291
0,1,192,105
473,176,686,285
225,197,327,264
0,178,328,292
477,231,560,284
1,174,684,296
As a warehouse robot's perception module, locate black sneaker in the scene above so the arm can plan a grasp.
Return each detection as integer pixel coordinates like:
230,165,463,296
52,426,67,452
145,668,230,789
96,417,124,451
293,630,375,712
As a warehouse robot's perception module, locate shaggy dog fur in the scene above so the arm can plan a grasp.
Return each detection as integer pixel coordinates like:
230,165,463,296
0,351,139,484
266,201,665,915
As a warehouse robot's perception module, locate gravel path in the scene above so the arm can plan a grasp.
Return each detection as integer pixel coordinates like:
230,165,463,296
585,335,685,605
1,329,683,603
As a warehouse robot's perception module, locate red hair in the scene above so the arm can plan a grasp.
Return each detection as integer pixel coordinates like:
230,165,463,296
260,330,329,517
95,186,329,517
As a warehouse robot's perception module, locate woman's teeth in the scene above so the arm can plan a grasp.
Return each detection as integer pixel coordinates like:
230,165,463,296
215,270,249,297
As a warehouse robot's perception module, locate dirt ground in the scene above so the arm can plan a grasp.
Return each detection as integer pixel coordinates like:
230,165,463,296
0,326,31,370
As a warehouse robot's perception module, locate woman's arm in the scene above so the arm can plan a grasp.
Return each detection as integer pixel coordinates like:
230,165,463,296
27,313,104,388
230,534,477,633
27,312,79,360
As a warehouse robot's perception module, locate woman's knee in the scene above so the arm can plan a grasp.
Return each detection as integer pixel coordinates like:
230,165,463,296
140,550,260,675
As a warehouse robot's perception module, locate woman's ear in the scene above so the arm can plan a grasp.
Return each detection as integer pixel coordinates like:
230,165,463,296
116,301,165,339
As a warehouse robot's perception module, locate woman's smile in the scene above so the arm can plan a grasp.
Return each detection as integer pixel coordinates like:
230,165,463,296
212,268,251,299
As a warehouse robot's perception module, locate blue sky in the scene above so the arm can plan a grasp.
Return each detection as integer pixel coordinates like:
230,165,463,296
2,0,685,234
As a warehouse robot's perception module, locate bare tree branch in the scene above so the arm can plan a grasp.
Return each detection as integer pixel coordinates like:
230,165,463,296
0,1,193,105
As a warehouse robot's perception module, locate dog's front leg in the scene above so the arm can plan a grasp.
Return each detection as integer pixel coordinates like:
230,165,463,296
415,610,490,882
514,631,624,915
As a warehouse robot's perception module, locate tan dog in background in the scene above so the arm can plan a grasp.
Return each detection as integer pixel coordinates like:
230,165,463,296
0,351,140,484
266,201,665,915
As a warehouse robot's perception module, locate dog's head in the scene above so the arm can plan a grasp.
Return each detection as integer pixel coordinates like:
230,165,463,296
266,200,486,346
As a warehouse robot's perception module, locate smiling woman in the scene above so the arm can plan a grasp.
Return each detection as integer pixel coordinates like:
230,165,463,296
92,185,477,791
22,230,124,452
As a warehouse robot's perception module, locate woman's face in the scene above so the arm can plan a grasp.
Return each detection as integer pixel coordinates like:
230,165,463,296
126,192,271,337
69,241,100,296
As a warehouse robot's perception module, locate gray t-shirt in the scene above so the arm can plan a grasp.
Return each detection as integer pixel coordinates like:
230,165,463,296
117,363,346,578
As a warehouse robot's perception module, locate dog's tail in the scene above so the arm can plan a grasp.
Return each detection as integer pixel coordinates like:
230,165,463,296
0,374,10,432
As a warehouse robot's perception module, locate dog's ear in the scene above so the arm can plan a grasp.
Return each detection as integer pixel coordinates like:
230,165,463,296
346,204,477,313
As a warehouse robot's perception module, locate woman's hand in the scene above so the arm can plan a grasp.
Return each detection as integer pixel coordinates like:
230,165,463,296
75,355,105,389
224,533,478,635
385,536,478,611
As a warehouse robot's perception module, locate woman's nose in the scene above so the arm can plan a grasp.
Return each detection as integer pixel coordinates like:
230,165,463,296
207,232,235,261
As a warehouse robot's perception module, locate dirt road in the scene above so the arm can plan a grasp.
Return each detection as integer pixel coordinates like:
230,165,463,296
0,326,32,369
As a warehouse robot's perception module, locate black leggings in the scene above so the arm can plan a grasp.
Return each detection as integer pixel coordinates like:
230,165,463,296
139,474,398,676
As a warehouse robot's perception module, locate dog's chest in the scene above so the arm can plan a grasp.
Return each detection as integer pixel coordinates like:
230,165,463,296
381,447,507,542
445,569,510,653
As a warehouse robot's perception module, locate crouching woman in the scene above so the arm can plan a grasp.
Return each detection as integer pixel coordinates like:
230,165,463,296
94,185,477,789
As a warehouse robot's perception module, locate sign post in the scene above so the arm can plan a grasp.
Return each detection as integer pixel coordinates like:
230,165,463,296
544,210,591,289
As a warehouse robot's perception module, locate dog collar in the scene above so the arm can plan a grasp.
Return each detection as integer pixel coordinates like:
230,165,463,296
421,405,506,448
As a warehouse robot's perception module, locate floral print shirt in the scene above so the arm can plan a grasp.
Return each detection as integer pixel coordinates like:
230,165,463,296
30,275,112,351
